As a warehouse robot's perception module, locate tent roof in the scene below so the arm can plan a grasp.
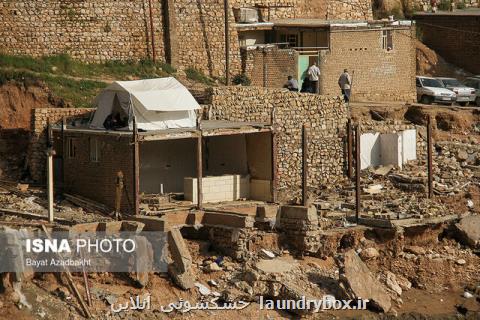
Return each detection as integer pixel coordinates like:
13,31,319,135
99,77,201,112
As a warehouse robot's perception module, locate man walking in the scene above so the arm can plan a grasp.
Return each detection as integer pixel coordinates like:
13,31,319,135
338,69,352,103
308,61,321,94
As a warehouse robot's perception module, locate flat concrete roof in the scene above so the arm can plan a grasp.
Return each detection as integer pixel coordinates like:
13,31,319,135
272,19,365,28
414,9,480,16
55,120,271,141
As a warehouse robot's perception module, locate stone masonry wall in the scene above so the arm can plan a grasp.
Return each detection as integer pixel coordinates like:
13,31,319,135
28,108,94,182
319,27,416,103
242,46,297,88
207,87,349,202
415,14,480,75
0,0,164,62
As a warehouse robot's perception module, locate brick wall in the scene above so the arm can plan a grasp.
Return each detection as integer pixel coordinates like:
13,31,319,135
319,27,416,102
28,108,94,182
242,47,297,88
415,14,480,75
206,87,349,202
59,131,135,213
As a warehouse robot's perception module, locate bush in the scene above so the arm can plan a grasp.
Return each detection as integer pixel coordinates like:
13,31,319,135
185,68,213,85
232,74,251,86
456,1,466,9
438,0,451,10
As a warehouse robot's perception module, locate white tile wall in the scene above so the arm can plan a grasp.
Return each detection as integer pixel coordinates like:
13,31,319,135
184,175,250,204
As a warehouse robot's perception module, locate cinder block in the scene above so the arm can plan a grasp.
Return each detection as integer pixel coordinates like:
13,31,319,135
279,205,318,223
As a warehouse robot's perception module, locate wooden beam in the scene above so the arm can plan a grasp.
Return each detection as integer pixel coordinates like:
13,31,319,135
302,124,309,206
133,121,140,216
355,122,361,223
197,134,203,209
427,115,433,199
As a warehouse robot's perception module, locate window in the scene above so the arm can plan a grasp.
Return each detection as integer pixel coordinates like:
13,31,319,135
280,33,298,47
416,78,421,87
89,138,100,162
382,30,393,51
67,138,76,159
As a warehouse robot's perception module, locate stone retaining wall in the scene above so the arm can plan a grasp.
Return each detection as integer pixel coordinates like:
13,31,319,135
207,86,349,201
28,108,94,182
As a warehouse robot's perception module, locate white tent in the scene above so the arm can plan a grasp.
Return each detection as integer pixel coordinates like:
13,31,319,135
90,77,200,131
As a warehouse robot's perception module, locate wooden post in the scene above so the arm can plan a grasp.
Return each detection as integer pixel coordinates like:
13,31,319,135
355,123,361,223
427,115,433,199
347,118,353,179
302,124,309,207
148,0,156,62
271,131,278,203
115,171,124,220
47,148,55,223
224,0,230,85
197,134,203,209
133,121,140,216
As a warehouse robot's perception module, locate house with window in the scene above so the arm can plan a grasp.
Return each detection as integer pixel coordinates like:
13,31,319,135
52,78,274,215
236,19,416,102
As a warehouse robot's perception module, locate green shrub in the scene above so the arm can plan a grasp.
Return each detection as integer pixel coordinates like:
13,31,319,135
438,0,451,10
232,73,251,86
456,1,466,9
185,68,213,85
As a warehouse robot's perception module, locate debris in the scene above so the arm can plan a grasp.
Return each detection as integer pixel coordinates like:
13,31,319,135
363,184,383,195
463,291,474,299
467,200,474,209
337,250,392,312
385,271,403,296
208,279,218,287
456,259,467,266
455,215,480,249
260,249,276,259
360,247,380,260
195,282,211,296
404,245,426,255
104,294,118,305
205,262,222,272
255,257,297,274
373,165,394,177
168,228,195,289
16,184,29,192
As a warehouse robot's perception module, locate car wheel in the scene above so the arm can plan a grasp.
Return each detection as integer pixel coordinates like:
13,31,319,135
420,95,433,105
459,102,468,107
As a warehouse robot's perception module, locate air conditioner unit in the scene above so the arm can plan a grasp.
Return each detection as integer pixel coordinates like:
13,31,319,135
238,8,259,23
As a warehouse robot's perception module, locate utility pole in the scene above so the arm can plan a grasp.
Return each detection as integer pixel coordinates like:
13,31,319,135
224,0,230,85
427,116,433,199
47,122,55,223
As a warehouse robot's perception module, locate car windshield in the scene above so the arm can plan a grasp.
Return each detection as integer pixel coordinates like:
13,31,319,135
421,78,444,88
442,79,463,87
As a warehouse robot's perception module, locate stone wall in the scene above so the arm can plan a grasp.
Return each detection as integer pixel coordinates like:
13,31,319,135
206,86,349,202
0,0,373,78
231,0,372,20
319,27,416,102
0,0,163,62
415,14,480,75
28,108,94,182
242,46,297,88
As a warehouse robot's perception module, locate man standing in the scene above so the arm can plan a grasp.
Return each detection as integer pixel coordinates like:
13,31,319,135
285,76,299,92
308,61,321,94
338,69,352,103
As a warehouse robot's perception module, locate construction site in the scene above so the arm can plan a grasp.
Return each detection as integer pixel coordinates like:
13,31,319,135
0,0,480,319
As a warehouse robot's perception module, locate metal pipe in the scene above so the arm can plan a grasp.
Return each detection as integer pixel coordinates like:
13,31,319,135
47,148,54,223
355,122,361,223
148,0,156,62
427,115,433,199
224,0,230,85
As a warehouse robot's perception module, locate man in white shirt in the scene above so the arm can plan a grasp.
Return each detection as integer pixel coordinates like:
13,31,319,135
338,69,352,103
307,61,321,94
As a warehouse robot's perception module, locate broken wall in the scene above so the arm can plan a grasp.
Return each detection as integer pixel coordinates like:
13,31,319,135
207,87,348,201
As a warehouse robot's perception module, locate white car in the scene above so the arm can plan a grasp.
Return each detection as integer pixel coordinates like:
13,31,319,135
436,77,476,106
416,76,456,105
463,77,480,107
